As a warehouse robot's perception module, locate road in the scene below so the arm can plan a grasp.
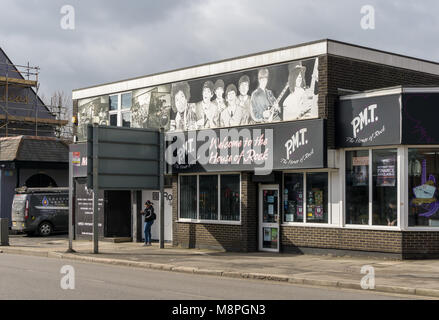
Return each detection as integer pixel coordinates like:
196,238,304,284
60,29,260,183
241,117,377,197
0,253,416,300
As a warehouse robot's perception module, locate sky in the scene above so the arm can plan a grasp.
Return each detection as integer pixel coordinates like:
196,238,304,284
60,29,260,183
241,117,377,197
1,0,438,104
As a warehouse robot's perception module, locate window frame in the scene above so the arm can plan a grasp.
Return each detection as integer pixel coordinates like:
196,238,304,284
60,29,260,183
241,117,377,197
178,173,242,225
281,170,332,227
406,145,439,231
342,146,402,231
108,91,132,127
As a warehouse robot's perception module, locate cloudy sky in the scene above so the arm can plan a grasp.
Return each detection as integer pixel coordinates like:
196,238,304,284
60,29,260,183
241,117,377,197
1,0,438,103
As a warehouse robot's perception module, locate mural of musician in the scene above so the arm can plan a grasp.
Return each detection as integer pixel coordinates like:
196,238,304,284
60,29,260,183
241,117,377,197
250,68,281,123
195,81,219,129
283,59,319,121
164,57,318,132
131,88,153,129
235,75,251,125
220,84,248,127
77,96,109,141
170,81,198,132
213,79,227,117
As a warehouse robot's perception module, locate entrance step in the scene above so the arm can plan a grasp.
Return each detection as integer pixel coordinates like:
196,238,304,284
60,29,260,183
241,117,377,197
103,237,132,243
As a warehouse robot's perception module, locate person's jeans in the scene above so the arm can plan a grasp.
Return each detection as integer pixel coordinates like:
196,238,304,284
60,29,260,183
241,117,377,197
144,221,154,244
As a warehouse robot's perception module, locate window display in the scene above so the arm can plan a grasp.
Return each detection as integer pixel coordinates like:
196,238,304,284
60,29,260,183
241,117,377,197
180,176,197,219
306,173,328,223
283,173,304,222
409,149,439,227
180,174,241,222
220,175,240,221
372,149,398,226
346,151,369,225
199,175,218,220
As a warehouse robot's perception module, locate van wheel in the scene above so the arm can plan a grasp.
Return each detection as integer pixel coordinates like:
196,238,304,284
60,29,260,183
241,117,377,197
38,222,53,236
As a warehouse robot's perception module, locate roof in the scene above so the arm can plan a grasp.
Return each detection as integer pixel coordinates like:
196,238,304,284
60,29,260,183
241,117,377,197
0,136,68,163
72,39,439,100
339,86,439,100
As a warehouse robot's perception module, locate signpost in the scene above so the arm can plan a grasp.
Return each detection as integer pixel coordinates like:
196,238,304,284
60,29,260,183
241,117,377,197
84,124,163,254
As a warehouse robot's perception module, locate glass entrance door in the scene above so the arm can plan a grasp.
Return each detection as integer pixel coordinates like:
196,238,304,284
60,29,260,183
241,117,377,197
259,185,280,252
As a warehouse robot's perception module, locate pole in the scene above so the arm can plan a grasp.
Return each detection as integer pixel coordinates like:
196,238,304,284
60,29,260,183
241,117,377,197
93,125,99,254
67,151,75,253
159,127,165,249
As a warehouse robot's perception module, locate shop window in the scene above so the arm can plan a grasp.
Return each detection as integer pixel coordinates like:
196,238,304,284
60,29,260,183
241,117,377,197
283,173,304,223
345,150,370,225
180,175,197,219
345,149,398,227
179,174,241,222
409,149,439,227
306,173,328,224
372,149,398,226
283,172,328,224
199,175,218,220
220,175,240,221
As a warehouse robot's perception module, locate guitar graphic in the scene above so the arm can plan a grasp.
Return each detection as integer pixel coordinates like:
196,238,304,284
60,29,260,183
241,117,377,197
263,82,290,122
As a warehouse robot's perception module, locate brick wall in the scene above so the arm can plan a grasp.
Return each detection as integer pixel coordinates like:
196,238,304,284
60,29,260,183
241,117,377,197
172,172,258,252
281,226,403,254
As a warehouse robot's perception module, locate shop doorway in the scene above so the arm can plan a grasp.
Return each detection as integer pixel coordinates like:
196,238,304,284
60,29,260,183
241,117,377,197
259,185,280,252
104,190,131,238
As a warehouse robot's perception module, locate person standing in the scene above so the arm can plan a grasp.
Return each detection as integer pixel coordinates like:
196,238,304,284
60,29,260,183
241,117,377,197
142,200,156,246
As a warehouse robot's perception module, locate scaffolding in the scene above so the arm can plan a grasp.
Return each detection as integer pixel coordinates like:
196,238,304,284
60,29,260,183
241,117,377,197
0,60,69,138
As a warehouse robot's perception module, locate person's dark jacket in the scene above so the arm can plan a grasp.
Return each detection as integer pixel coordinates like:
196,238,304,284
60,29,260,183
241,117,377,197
143,206,155,222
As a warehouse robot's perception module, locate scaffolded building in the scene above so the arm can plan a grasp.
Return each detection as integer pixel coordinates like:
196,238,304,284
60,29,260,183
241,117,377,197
0,48,68,137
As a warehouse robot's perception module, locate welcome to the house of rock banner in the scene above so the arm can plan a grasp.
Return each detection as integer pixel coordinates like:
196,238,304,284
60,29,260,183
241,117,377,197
165,119,326,175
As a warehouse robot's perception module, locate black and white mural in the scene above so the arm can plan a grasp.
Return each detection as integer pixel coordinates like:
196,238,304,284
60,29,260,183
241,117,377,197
77,96,109,141
77,58,318,140
168,57,319,132
132,85,172,130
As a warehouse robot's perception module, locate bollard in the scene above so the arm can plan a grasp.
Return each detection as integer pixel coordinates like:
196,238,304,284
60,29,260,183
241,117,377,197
0,219,9,246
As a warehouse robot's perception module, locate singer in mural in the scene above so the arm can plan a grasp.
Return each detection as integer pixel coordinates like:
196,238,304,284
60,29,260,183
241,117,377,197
220,84,246,127
195,80,219,129
283,61,319,121
250,68,281,123
238,75,252,125
170,81,198,132
213,79,227,116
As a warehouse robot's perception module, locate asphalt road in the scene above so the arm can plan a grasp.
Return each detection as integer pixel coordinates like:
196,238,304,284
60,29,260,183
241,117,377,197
0,253,415,300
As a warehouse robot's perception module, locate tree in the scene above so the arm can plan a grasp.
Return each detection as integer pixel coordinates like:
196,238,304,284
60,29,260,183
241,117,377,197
46,91,73,140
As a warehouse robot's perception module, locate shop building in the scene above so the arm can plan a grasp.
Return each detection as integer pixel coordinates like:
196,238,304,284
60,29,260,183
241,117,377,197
72,39,439,258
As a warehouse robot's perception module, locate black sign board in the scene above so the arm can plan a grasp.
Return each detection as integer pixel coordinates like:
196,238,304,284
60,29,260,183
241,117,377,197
402,92,439,144
336,94,401,147
87,125,162,190
166,119,326,174
75,179,104,239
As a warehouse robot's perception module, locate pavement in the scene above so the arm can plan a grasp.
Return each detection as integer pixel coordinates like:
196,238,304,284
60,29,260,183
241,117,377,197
2,234,439,299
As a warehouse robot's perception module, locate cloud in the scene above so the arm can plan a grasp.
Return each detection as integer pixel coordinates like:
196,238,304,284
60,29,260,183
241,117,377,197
0,0,438,104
